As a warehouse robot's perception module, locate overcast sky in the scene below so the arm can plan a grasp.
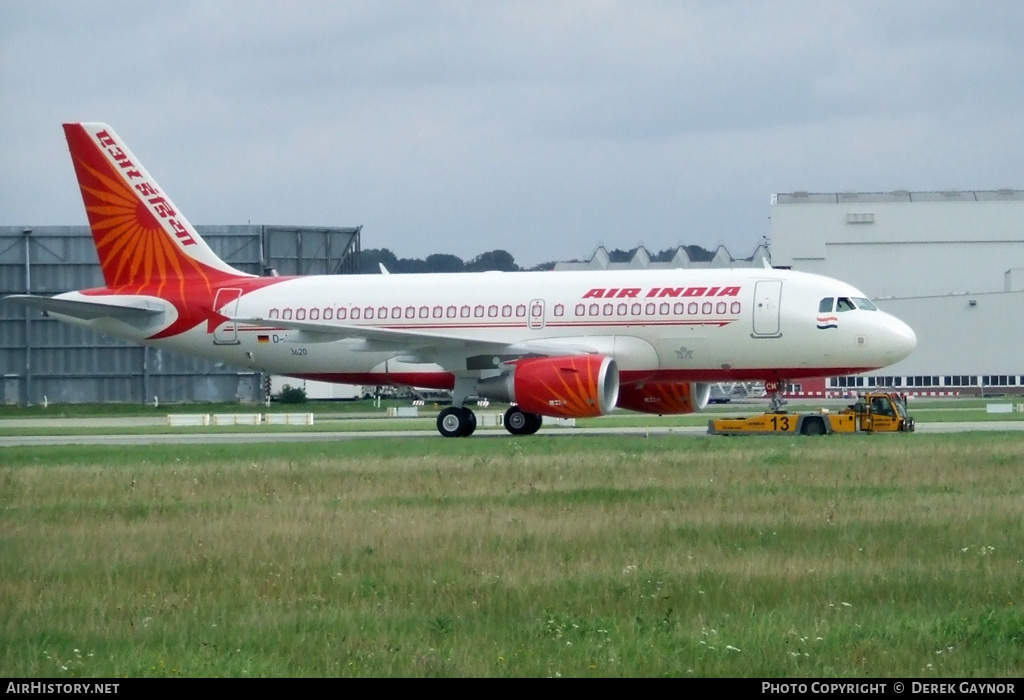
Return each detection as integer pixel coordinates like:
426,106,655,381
2,1,1022,267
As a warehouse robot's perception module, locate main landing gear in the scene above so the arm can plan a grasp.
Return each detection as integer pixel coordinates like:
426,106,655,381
437,376,544,437
435,404,544,437
503,405,543,436
437,406,477,438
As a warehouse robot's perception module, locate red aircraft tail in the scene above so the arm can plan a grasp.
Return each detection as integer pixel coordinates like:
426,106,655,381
62,123,249,293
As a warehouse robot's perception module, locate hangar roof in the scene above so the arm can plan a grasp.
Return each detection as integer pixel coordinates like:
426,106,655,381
772,189,1024,205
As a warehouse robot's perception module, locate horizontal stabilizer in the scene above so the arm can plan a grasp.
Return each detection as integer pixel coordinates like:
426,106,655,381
5,294,165,322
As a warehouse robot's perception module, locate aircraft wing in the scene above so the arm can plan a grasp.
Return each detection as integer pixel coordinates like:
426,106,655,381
4,294,165,323
230,315,599,360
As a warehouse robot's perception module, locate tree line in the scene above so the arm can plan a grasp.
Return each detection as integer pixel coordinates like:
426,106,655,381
359,245,715,273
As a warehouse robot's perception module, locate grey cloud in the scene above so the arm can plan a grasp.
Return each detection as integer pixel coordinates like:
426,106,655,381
2,0,1022,266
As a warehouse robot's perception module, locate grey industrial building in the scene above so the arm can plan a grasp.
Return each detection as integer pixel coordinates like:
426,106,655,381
1,225,360,405
770,190,1024,396
547,189,1024,397
553,243,770,271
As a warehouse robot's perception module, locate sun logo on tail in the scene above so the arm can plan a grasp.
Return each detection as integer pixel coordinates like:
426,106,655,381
64,123,243,296
75,158,202,292
63,123,273,340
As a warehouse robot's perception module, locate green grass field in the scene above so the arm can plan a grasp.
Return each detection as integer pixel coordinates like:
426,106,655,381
3,432,1024,677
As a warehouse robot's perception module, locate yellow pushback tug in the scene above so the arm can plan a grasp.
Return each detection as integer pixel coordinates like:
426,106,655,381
707,392,915,436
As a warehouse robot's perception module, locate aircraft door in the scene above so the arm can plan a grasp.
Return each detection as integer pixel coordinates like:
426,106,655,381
528,299,546,330
213,288,242,345
752,280,783,338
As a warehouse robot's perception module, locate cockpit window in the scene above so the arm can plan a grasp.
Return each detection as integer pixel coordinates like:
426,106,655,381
822,296,877,312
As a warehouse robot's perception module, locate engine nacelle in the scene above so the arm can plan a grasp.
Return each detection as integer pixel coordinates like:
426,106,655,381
616,382,711,415
477,355,619,418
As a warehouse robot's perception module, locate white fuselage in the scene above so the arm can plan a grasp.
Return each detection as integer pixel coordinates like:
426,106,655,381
57,266,917,390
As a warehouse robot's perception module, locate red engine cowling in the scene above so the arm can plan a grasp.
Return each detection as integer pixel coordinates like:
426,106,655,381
479,355,619,418
616,382,711,415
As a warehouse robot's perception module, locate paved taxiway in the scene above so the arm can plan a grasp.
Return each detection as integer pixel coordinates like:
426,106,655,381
1,417,1022,447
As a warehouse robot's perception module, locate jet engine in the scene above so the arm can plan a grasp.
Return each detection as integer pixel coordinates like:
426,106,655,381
477,354,619,418
616,381,711,415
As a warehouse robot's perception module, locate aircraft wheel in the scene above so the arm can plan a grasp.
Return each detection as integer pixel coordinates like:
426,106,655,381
462,407,477,437
504,406,543,436
437,406,475,438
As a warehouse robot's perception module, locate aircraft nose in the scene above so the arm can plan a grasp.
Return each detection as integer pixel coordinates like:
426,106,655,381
886,315,917,362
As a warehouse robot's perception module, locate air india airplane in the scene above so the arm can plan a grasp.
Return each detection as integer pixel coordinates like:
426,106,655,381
6,123,916,437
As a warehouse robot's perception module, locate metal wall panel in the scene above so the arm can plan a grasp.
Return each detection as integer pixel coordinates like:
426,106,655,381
30,265,102,293
0,322,26,346
264,226,361,276
26,320,134,347
1,349,27,376
0,225,359,404
31,346,140,375
28,376,140,404
201,225,265,274
149,349,237,374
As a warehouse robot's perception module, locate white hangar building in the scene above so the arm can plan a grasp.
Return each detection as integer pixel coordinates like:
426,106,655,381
770,190,1024,396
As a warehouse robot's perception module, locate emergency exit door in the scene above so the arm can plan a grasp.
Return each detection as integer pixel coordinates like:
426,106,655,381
752,280,782,338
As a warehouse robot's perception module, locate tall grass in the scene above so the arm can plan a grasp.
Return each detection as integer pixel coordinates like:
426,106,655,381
2,434,1023,677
